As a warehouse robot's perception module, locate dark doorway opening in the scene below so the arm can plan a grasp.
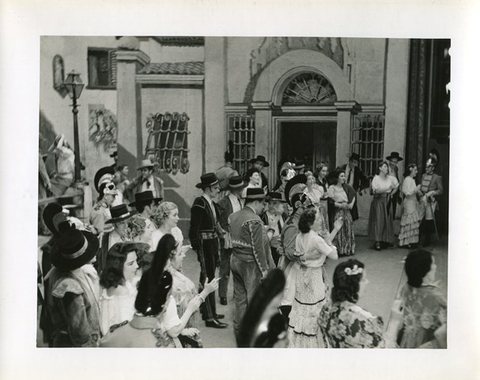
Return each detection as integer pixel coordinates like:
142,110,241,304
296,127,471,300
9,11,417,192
279,121,337,174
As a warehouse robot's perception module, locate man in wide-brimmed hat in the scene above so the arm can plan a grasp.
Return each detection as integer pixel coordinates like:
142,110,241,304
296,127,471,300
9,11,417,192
229,187,274,340
260,192,288,267
97,204,137,274
128,190,162,250
45,229,101,347
216,140,239,196
248,155,270,192
189,173,228,329
125,159,164,203
216,175,246,305
386,151,404,216
332,153,370,194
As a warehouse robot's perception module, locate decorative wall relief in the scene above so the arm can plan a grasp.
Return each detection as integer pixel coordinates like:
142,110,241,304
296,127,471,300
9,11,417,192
88,105,118,152
52,55,68,98
244,37,344,103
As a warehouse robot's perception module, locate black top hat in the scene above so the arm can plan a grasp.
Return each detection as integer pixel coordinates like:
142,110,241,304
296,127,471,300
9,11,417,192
94,166,116,192
266,192,287,203
284,174,308,206
237,269,286,347
128,191,163,207
227,175,247,190
51,230,99,272
250,155,270,167
348,153,361,162
243,187,267,201
195,173,219,189
386,152,403,162
106,204,137,224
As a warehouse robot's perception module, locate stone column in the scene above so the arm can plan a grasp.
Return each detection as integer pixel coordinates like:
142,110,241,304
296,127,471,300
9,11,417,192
116,48,150,170
384,39,409,177
204,37,226,173
252,102,273,186
334,101,358,163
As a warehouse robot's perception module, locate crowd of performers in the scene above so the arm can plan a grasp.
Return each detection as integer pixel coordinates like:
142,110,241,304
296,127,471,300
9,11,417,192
37,144,446,348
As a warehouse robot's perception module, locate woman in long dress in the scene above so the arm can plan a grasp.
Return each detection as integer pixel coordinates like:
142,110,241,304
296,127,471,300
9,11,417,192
368,161,399,250
319,259,404,348
287,209,342,348
315,164,330,235
397,249,447,348
399,164,422,248
327,169,357,256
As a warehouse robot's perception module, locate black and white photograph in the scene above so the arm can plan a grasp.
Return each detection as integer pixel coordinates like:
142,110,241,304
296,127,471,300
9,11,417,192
1,1,479,379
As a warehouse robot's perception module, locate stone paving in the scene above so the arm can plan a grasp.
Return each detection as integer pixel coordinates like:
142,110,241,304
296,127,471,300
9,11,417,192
37,234,448,348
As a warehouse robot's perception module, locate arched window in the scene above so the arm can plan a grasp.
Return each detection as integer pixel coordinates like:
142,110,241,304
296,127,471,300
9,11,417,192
282,72,337,105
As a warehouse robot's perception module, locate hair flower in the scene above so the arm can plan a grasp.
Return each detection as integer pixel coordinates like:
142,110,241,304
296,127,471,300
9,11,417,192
344,265,363,276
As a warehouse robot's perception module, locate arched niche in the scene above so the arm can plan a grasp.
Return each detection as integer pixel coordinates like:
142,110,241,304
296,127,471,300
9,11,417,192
252,49,352,105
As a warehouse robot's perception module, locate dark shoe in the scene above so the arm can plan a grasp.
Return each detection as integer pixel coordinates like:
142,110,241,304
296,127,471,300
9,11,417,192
205,319,228,329
374,243,381,251
220,297,228,306
214,314,225,319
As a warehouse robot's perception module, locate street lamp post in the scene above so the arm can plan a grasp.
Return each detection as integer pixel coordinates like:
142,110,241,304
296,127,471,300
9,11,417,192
63,71,85,183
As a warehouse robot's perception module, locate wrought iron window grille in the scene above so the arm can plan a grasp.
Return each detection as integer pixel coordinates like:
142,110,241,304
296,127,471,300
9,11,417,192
145,112,190,175
351,114,385,177
227,114,256,175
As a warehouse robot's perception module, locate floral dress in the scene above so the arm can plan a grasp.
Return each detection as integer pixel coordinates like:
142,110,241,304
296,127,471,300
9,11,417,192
318,301,386,348
397,284,447,348
399,176,420,246
286,230,336,348
327,185,355,256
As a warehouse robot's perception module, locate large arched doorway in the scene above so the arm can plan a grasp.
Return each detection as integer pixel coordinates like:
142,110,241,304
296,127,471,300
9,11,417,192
276,71,338,172
251,49,353,183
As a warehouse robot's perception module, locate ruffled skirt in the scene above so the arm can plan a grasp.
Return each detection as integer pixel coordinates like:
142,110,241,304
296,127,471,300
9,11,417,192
287,266,327,348
399,210,420,245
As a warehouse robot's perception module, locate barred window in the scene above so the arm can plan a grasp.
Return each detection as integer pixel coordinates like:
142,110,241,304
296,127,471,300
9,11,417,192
87,48,117,89
145,112,190,174
351,114,385,177
227,114,255,175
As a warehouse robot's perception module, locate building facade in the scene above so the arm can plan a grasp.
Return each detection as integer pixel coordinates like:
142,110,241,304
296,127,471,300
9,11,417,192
40,36,450,234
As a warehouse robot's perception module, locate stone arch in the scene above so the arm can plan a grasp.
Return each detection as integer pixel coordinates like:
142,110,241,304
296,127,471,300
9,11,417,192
252,49,352,105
